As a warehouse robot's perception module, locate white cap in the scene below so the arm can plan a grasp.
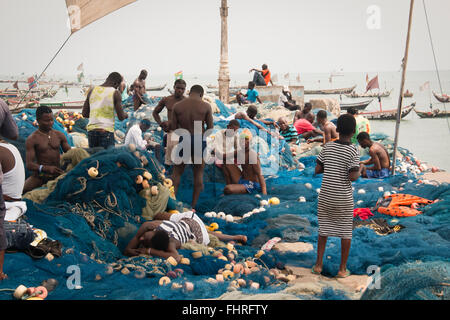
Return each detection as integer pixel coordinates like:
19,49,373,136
283,85,290,92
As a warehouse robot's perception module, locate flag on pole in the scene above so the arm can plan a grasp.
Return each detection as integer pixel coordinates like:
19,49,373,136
366,75,379,92
419,81,430,91
77,63,84,71
27,76,37,89
174,71,183,80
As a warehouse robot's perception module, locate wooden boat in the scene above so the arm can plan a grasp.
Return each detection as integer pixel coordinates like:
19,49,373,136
304,85,356,95
345,89,392,98
340,99,373,111
146,83,167,91
359,103,415,120
414,108,450,118
38,101,85,110
0,91,20,99
432,91,450,103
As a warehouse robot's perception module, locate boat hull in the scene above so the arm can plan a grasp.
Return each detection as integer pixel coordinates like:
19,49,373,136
340,99,373,111
360,104,415,120
414,109,450,118
432,91,450,103
304,85,356,95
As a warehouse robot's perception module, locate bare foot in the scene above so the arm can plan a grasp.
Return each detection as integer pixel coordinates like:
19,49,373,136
311,265,322,275
336,269,351,278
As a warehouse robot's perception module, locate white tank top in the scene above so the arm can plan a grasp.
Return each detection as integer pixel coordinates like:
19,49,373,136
0,143,25,199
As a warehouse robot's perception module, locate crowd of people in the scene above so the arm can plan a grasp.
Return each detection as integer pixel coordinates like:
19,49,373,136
0,66,392,280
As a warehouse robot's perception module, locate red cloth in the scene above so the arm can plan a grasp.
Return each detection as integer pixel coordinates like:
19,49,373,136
353,208,374,220
294,119,315,135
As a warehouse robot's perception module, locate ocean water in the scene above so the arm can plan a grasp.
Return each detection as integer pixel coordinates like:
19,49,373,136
1,70,449,170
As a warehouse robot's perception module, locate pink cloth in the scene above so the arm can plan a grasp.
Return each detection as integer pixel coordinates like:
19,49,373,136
294,119,315,135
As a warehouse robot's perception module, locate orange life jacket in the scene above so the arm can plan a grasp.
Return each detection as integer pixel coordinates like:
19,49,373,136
375,193,433,217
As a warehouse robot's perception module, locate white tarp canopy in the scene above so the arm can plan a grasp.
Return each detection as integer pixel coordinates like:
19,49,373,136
66,0,137,34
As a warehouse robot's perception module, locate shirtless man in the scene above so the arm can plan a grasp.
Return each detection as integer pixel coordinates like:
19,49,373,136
23,106,71,194
170,85,213,209
131,69,148,111
152,79,186,165
357,132,391,179
234,105,278,137
307,110,338,145
223,131,267,196
294,102,313,123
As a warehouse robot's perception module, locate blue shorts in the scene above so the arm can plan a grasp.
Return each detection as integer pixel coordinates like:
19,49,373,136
238,178,262,194
366,168,390,179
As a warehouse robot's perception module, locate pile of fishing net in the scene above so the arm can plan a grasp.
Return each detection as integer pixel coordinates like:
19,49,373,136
1,99,449,300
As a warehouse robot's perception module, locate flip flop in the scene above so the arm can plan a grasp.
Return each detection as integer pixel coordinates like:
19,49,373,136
311,267,321,275
336,269,351,278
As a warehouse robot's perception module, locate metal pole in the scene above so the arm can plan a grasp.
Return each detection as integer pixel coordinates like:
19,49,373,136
218,0,230,103
391,0,414,176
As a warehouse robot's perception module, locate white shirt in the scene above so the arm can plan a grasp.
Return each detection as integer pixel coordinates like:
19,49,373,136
124,124,147,150
278,93,289,106
0,142,25,200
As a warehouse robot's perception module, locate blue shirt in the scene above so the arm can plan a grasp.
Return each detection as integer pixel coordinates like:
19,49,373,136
246,89,259,103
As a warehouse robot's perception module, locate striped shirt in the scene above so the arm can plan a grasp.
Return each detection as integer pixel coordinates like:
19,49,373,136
280,125,299,144
316,140,360,239
157,220,194,244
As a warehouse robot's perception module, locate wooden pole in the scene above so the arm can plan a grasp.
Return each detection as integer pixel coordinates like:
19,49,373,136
391,0,414,176
218,0,230,103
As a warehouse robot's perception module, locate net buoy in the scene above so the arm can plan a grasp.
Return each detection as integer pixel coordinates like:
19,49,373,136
191,251,203,259
13,285,28,300
268,197,280,205
135,175,143,184
159,276,171,286
180,257,190,265
222,270,234,280
151,185,159,195
141,180,150,189
88,167,98,178
34,286,48,299
183,281,194,292
255,250,265,258
166,256,178,266
143,171,152,180
164,178,173,188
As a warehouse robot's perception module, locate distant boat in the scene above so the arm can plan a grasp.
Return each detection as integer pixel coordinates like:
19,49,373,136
432,91,450,103
38,101,84,110
359,103,415,120
414,108,450,118
304,85,356,95
340,99,373,112
146,84,167,91
345,89,392,98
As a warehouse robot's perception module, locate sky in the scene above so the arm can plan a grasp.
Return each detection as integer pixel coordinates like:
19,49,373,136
1,0,450,78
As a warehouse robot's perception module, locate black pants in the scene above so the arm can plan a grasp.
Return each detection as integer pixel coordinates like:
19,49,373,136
88,130,115,149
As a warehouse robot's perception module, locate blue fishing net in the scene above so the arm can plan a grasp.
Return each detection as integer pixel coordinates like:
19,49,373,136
1,101,449,301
